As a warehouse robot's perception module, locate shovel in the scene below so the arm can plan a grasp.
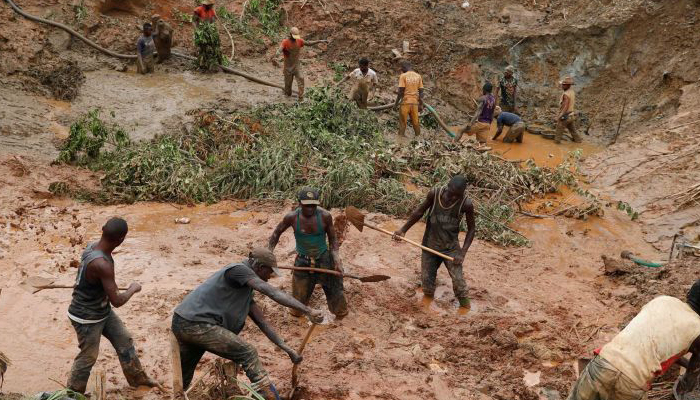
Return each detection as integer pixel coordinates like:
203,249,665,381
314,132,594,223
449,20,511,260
345,206,454,261
19,276,128,294
277,266,390,283
289,323,316,400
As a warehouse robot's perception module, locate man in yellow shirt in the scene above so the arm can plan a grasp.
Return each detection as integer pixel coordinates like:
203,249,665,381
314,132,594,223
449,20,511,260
393,61,424,136
555,76,582,144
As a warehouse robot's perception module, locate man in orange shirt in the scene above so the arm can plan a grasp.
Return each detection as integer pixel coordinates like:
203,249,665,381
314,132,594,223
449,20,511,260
193,0,217,26
393,61,424,137
280,27,305,101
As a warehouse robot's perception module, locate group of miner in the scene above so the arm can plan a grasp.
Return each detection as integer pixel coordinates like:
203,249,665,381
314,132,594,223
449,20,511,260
65,187,700,400
45,2,700,400
136,1,582,147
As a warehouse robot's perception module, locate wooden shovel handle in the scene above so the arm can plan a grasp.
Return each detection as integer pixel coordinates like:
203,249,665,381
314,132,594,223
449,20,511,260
364,222,454,262
277,266,363,281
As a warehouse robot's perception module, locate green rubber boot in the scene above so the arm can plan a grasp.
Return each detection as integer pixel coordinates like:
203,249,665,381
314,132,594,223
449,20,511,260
458,297,471,308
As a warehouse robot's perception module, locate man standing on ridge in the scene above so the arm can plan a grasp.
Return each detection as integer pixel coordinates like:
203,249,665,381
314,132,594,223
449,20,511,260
66,217,158,394
268,187,349,320
555,76,582,144
193,0,216,26
172,248,324,400
393,61,424,137
337,57,379,109
393,176,476,308
495,65,519,114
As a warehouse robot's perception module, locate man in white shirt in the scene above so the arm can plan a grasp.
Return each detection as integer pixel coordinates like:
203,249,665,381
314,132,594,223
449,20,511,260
566,280,700,400
337,58,378,109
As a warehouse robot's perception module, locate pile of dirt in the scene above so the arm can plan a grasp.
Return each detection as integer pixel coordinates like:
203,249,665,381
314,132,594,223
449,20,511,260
34,60,86,100
601,257,700,316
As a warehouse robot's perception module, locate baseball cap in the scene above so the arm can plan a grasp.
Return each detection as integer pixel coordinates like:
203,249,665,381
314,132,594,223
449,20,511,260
250,247,280,276
298,187,320,205
290,27,301,40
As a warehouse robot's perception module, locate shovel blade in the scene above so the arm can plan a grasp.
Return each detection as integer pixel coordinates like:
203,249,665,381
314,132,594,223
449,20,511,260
344,206,365,232
19,276,55,294
359,275,391,283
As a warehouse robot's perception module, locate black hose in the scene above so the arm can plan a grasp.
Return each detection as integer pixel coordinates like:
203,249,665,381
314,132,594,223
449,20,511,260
4,0,289,90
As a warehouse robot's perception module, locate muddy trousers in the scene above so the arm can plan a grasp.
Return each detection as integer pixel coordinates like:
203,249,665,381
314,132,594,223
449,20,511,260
503,122,525,143
351,82,369,109
171,314,268,390
421,250,469,301
291,252,349,318
399,104,421,136
555,117,582,144
283,67,304,100
67,311,150,393
567,356,647,400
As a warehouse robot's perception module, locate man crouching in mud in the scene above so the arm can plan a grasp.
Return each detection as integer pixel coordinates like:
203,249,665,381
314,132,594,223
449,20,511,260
67,217,158,393
393,175,476,308
172,248,324,400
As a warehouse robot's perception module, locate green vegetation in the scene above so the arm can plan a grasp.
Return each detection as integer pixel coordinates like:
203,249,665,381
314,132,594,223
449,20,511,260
194,22,227,70
218,0,283,44
55,87,588,246
174,10,193,25
329,62,348,82
617,201,639,220
73,0,87,26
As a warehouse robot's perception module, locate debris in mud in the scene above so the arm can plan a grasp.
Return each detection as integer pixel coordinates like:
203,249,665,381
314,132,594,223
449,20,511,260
36,61,86,101
55,88,591,246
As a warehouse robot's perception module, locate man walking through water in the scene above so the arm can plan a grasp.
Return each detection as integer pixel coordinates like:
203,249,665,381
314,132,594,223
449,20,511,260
172,248,324,400
67,217,158,393
268,187,349,319
393,61,424,137
555,76,582,144
456,82,496,147
393,176,476,308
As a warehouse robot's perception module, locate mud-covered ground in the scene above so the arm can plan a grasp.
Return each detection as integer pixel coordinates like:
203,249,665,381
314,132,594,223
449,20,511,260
1,0,699,398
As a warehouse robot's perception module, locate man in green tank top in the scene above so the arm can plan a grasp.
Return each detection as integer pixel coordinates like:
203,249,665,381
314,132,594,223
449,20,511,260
393,176,476,308
268,187,348,319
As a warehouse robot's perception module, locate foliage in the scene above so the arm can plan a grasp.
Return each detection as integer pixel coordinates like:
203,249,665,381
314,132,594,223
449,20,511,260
57,109,129,164
244,0,283,36
56,87,591,246
420,111,439,130
329,62,348,82
218,0,283,43
173,10,193,25
617,201,639,220
194,22,227,70
73,0,87,26
43,390,87,400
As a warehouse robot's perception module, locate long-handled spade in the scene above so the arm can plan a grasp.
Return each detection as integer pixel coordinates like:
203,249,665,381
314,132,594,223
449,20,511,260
288,323,317,400
277,266,390,283
345,206,454,261
19,276,129,294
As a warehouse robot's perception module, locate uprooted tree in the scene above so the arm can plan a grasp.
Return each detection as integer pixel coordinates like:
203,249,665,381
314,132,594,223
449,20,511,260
54,87,598,246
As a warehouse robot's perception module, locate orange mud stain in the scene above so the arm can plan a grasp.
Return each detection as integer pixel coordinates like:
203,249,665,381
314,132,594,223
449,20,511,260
43,99,71,139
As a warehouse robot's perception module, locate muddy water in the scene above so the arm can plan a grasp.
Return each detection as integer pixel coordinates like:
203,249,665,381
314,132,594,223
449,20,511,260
491,131,601,167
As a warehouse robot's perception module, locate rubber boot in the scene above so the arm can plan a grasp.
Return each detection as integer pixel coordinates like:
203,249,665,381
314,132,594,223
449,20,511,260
458,297,471,308
258,383,281,400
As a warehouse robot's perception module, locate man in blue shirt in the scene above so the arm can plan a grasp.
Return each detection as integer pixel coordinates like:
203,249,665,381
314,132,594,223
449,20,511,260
492,106,525,143
136,23,156,74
